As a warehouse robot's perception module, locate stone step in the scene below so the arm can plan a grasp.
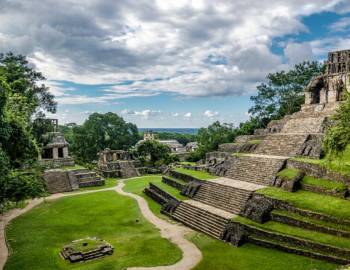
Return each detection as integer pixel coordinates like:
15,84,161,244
270,210,350,238
281,117,326,134
189,181,253,214
170,201,232,239
254,134,308,157
222,155,285,186
249,237,349,265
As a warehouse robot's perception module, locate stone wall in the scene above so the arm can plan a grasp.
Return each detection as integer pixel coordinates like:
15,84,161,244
44,169,77,193
287,159,350,184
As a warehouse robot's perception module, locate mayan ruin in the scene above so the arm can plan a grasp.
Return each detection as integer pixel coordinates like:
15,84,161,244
2,2,350,270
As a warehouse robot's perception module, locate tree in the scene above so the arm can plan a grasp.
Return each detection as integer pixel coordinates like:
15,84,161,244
0,52,56,117
323,92,350,156
71,112,140,162
194,121,236,159
249,61,324,126
136,140,175,166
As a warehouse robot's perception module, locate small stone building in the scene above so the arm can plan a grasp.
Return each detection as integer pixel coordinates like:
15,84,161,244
39,132,75,168
97,148,143,178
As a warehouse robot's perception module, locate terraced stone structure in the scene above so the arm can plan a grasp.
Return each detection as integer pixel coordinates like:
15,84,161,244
97,148,143,178
145,49,350,265
44,168,105,193
61,237,113,263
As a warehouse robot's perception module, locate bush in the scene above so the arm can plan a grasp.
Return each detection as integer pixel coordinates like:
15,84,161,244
324,92,350,156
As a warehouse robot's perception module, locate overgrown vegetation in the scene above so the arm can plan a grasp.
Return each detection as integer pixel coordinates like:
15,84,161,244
174,167,217,180
0,53,54,211
258,188,350,220
324,92,350,157
302,176,347,192
276,168,300,180
136,139,179,166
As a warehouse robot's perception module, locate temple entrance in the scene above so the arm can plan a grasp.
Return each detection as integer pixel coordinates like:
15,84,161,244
310,88,320,104
58,147,64,158
42,148,53,159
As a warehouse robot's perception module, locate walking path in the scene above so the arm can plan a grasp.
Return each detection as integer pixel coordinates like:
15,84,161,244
116,180,202,270
0,180,202,270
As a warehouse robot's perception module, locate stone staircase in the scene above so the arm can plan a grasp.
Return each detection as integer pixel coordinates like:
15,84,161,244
281,116,327,134
192,181,254,214
118,161,140,178
73,169,105,188
170,200,233,239
254,134,309,156
224,155,286,186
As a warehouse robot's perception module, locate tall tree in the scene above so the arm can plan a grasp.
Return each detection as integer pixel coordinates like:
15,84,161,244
249,61,324,126
0,52,56,119
71,112,140,162
195,121,236,159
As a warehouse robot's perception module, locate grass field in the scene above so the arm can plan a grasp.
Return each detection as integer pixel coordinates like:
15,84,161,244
174,168,217,180
258,187,350,220
5,191,182,270
188,233,336,270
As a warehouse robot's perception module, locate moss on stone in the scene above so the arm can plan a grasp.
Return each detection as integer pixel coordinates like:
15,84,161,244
302,176,347,192
277,168,300,180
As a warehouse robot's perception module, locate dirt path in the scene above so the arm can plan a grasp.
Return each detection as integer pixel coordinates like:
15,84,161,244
116,180,202,270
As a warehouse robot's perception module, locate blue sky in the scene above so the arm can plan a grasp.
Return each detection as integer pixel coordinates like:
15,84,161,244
1,1,350,128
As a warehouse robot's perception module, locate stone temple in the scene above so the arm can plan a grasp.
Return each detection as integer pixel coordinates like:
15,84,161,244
39,119,74,168
305,49,350,105
144,49,350,264
97,148,144,178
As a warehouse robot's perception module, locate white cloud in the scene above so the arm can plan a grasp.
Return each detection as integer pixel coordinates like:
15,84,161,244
121,109,161,119
284,42,314,65
329,17,350,32
0,0,347,102
172,112,179,117
203,110,219,118
183,112,192,120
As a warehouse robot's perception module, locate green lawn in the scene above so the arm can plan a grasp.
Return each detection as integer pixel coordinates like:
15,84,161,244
292,145,350,176
258,187,350,220
235,216,350,250
302,176,347,192
5,191,182,270
123,175,187,218
174,168,217,180
272,210,350,232
188,233,336,270
277,168,300,180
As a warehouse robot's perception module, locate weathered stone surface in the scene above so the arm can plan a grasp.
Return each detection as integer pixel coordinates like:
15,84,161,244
287,159,350,184
44,169,73,193
241,193,276,223
272,171,305,192
181,181,202,197
222,222,248,246
97,148,143,178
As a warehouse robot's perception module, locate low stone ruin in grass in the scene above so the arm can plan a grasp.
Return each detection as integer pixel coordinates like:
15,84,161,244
61,237,114,263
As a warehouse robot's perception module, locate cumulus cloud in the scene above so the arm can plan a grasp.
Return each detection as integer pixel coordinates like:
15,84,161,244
0,0,348,101
121,109,161,119
203,110,219,118
183,112,192,120
329,17,350,32
284,42,314,66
